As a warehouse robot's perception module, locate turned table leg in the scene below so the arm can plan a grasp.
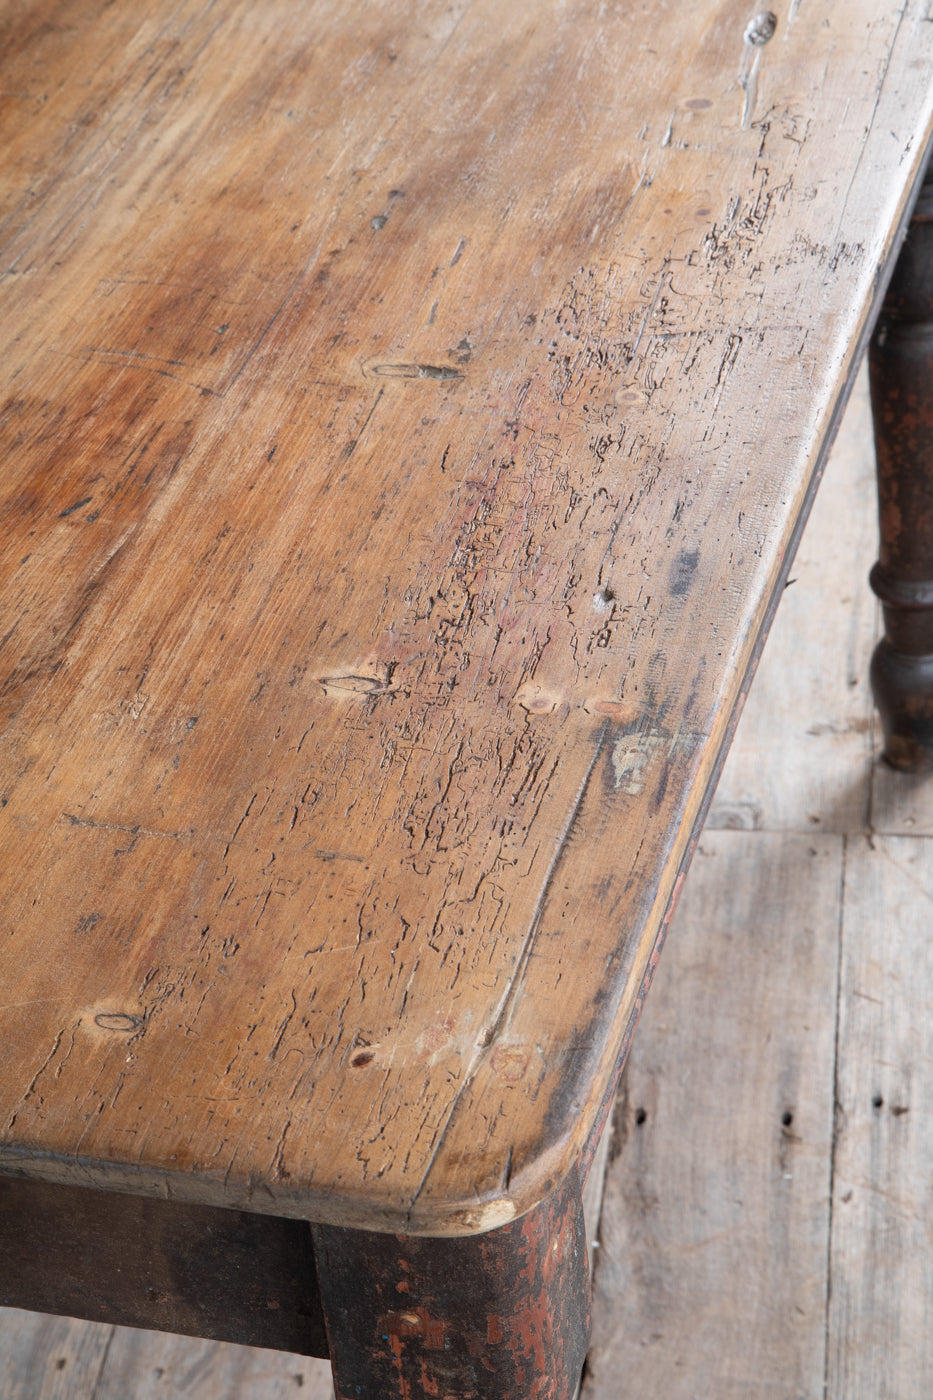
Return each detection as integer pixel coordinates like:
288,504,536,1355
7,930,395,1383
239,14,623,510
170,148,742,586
310,1168,590,1400
869,154,933,769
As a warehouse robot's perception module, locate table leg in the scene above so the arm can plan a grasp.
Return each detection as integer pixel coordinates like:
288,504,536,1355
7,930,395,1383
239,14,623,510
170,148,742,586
869,153,933,769
310,1167,590,1400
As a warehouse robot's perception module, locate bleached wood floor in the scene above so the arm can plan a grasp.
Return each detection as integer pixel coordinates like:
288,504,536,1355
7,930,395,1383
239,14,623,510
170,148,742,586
3,368,931,1397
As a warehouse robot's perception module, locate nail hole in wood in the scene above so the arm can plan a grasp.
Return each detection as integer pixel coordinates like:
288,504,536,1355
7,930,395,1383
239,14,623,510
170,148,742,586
635,1107,647,1126
872,1094,884,1109
781,1110,793,1127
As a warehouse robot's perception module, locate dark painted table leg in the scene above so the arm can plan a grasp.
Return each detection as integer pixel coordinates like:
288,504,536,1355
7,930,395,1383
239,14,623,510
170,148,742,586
310,1168,590,1400
869,154,933,769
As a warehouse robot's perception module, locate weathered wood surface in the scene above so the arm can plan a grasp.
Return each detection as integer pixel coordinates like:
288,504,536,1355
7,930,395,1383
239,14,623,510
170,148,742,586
1,0,932,1237
0,1307,334,1400
1,1313,116,1400
827,834,933,1397
313,1169,589,1400
1,359,932,1400
0,1106,607,1400
585,831,842,1397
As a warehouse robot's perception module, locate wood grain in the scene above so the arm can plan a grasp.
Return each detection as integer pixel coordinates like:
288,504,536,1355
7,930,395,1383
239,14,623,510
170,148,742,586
1,0,932,1236
585,832,842,1399
312,1169,589,1400
0,1309,334,1400
827,834,933,1397
0,1312,115,1400
870,761,933,833
90,1329,332,1400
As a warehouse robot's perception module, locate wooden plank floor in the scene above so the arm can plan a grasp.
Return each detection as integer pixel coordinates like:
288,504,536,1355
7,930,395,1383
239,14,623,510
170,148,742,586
1,367,928,1394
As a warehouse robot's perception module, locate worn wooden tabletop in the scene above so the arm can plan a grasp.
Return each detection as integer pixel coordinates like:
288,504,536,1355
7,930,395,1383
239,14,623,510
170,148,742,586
0,0,931,1236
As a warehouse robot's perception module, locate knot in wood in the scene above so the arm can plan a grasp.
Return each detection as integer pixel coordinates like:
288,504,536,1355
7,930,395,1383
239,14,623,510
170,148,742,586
745,11,776,44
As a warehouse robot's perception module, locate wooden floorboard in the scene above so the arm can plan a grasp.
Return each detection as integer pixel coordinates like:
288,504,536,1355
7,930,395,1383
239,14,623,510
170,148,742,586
584,831,842,1399
89,1329,333,1400
0,1311,333,1399
827,834,933,1398
1,1314,114,1400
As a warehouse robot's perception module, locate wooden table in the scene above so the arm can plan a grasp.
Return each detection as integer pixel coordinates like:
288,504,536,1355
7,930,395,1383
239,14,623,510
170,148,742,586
1,2,932,1396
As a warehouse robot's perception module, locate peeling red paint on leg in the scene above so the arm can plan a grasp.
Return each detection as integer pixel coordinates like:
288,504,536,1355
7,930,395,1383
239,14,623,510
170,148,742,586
312,1168,590,1398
